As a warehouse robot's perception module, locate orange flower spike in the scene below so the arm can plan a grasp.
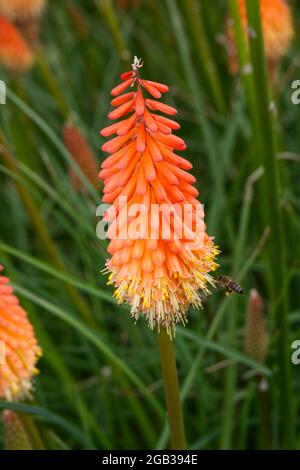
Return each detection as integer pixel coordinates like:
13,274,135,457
0,0,46,21
100,57,219,335
62,124,99,192
0,265,42,401
116,0,139,10
3,410,33,450
228,0,293,76
0,16,34,72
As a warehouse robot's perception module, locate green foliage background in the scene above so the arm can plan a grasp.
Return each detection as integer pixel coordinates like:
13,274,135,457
0,0,300,450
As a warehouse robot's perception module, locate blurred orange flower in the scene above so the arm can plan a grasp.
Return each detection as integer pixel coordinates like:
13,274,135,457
116,0,139,9
228,0,293,75
0,265,41,401
0,0,46,20
2,410,32,450
0,15,34,72
62,123,99,191
100,58,219,335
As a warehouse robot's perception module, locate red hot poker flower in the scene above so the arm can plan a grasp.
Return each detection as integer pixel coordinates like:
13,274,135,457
0,0,46,21
0,265,41,400
62,123,99,192
0,15,34,72
100,57,219,335
227,0,293,76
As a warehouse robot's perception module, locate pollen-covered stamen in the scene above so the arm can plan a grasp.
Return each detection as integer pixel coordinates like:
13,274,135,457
108,261,218,335
132,55,143,72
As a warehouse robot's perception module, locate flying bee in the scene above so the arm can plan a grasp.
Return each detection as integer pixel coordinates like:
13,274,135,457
217,275,244,296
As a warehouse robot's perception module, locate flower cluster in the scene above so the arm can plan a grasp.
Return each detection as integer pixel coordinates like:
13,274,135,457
0,15,34,71
227,0,293,76
0,0,46,21
100,58,219,335
0,0,47,72
0,265,41,400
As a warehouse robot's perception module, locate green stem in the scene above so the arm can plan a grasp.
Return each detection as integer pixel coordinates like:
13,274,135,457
220,300,238,449
181,0,226,114
19,413,45,450
256,375,272,449
157,329,187,450
95,0,130,65
245,0,294,448
156,175,267,450
220,168,263,448
166,0,219,180
36,51,69,119
116,370,157,448
238,386,254,449
228,0,258,132
10,80,42,173
26,306,110,448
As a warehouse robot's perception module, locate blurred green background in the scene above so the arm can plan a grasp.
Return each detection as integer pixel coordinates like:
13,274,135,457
0,0,300,450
